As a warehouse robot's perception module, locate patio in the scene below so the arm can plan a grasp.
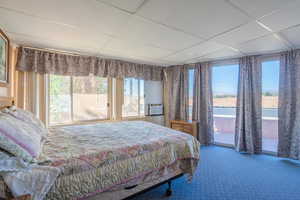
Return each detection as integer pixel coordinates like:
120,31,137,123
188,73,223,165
214,115,278,153
214,133,278,153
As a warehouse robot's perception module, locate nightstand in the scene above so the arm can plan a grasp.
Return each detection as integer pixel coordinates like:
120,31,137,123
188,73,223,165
170,120,198,140
10,194,31,200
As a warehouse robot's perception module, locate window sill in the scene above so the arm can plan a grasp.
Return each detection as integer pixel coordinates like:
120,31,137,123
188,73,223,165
121,116,146,121
49,119,112,128
49,117,147,128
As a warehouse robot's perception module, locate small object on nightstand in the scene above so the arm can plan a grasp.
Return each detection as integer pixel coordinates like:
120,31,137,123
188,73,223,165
170,120,198,140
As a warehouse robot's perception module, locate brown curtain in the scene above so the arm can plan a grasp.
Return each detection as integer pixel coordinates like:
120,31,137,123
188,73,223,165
164,65,189,122
16,47,164,81
192,62,214,145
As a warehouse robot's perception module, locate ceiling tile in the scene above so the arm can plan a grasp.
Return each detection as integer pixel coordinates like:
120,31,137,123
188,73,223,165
163,41,225,62
183,58,201,65
199,47,243,61
281,25,300,48
229,0,296,19
118,16,202,51
137,0,250,39
97,0,145,13
259,1,300,32
100,49,170,66
103,38,173,59
8,32,103,56
237,34,288,54
0,8,111,49
213,21,270,47
10,31,170,66
0,0,132,36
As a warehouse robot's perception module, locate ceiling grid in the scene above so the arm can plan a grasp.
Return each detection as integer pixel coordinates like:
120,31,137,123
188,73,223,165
0,0,300,66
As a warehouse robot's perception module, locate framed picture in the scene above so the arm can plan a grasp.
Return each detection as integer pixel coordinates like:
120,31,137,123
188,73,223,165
0,28,9,85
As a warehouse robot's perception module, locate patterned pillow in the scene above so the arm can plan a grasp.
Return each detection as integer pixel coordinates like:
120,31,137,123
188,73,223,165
2,106,49,140
0,113,42,162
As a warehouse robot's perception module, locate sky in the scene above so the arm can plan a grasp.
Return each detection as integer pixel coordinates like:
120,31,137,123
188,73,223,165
212,64,239,95
125,61,280,97
124,78,144,96
189,69,194,97
189,60,280,97
261,60,280,94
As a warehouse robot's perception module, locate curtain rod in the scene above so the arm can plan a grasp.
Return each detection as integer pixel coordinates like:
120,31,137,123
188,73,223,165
21,45,167,67
182,50,289,67
22,46,90,57
22,46,289,68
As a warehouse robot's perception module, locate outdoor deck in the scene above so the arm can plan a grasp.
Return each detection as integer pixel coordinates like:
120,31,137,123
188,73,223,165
214,133,277,153
214,115,278,153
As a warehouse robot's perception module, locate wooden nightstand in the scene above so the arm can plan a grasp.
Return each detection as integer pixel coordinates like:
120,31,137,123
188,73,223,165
170,120,198,140
9,194,31,200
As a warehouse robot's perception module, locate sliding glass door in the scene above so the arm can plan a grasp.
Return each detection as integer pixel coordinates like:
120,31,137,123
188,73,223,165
212,64,239,145
261,60,279,153
188,69,194,120
187,59,279,151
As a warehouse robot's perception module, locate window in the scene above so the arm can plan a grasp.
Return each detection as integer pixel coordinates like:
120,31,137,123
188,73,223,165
72,76,108,121
49,75,72,124
188,69,194,120
212,64,239,145
49,75,109,125
122,78,144,118
262,60,279,152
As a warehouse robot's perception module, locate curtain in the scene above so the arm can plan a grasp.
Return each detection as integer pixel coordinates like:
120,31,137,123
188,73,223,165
15,70,47,125
278,50,300,159
164,65,189,121
163,70,170,127
16,47,164,81
235,56,262,154
192,62,214,145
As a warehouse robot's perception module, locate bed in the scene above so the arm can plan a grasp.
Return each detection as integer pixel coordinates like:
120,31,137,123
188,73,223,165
0,98,200,200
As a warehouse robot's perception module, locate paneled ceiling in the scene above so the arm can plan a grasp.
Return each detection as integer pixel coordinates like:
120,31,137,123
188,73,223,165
0,0,299,66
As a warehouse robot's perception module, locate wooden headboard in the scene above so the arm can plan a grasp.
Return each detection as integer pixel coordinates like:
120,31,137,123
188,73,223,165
0,97,14,109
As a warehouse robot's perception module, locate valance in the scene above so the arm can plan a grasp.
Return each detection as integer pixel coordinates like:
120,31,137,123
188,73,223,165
16,47,164,81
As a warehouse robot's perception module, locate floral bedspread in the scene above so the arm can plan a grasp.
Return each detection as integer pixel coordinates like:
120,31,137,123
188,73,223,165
35,121,200,199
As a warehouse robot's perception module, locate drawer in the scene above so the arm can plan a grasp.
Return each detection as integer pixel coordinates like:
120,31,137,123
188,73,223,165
183,125,193,133
170,120,198,141
171,124,192,134
171,124,184,131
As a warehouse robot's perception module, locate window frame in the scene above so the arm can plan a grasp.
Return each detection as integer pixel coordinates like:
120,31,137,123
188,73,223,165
211,62,239,146
47,75,113,126
121,77,145,119
261,57,280,154
188,68,195,120
261,58,280,120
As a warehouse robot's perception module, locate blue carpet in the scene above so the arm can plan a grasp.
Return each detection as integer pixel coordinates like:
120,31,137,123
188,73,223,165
132,146,300,200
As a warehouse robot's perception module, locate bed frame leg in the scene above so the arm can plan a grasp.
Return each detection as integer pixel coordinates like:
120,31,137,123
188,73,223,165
165,180,172,196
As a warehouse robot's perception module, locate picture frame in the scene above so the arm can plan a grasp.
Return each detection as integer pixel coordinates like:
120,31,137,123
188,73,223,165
0,28,9,86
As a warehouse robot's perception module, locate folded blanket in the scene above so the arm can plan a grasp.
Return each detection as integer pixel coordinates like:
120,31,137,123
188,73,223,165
0,152,60,200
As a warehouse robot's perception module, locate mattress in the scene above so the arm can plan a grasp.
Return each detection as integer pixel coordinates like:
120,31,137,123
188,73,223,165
1,121,200,200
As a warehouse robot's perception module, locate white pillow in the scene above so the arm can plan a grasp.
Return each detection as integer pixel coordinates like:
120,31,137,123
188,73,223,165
0,113,42,162
2,106,48,140
0,151,29,172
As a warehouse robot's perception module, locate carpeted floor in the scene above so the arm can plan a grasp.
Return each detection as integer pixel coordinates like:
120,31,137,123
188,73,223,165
132,146,300,200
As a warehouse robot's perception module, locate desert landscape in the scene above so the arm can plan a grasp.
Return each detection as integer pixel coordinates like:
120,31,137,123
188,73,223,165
188,96,278,108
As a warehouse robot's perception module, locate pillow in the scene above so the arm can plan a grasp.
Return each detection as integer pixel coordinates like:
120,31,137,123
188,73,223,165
0,150,29,172
0,113,42,162
2,106,48,140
